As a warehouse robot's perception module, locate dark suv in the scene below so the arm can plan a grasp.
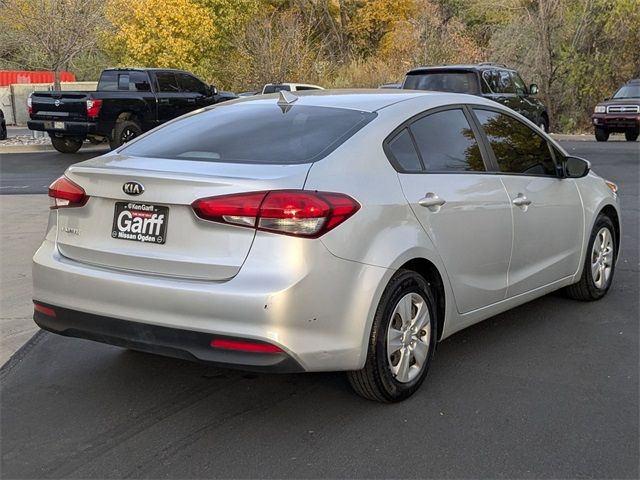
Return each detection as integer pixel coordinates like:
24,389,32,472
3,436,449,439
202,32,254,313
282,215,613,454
402,63,550,132
591,79,639,142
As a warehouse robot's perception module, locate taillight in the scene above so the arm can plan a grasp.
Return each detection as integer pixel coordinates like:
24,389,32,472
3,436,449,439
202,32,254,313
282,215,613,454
210,338,283,354
27,94,32,115
48,175,88,209
34,302,56,317
192,190,360,238
86,99,102,119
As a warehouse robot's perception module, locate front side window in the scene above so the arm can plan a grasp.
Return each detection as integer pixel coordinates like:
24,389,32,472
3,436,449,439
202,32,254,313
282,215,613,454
177,73,207,95
496,70,516,94
129,71,151,92
120,104,376,164
511,73,527,95
155,72,180,92
408,109,485,172
473,109,556,176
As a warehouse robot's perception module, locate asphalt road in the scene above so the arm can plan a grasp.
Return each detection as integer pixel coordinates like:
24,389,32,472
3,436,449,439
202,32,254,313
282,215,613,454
1,140,639,478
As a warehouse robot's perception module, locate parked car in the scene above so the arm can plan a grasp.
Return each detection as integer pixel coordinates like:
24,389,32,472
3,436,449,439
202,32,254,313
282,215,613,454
261,83,324,94
27,68,237,154
0,108,6,140
402,63,550,132
591,78,640,142
33,90,620,402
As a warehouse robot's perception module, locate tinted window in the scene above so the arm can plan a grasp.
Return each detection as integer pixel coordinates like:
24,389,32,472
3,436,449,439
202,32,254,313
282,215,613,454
156,72,180,92
409,109,485,172
511,72,527,95
117,74,129,90
474,109,556,176
130,71,151,92
495,70,516,94
387,128,422,172
120,104,376,164
263,85,291,94
295,86,320,91
97,70,118,91
177,73,206,94
403,72,479,94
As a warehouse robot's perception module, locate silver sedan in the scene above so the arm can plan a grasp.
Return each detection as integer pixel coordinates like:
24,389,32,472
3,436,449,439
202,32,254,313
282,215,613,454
33,90,620,402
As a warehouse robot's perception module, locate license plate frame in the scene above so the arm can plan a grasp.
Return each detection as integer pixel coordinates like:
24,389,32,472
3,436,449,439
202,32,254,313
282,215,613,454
111,202,169,245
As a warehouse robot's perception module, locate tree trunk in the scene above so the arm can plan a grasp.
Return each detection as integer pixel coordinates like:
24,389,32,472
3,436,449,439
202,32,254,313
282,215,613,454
53,69,61,92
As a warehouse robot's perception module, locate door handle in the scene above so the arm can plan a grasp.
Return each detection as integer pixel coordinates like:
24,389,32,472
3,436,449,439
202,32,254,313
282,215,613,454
512,194,532,208
187,98,196,103
418,193,446,211
159,99,169,104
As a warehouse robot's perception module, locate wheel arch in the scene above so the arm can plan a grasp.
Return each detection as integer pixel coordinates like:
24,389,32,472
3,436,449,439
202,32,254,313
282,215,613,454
599,204,621,260
398,258,447,341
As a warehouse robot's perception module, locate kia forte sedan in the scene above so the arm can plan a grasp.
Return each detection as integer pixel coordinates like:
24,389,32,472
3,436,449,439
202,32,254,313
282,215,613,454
33,90,620,402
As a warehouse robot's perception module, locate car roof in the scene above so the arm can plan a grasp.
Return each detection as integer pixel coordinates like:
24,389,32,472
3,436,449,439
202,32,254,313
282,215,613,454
407,63,513,74
216,88,494,113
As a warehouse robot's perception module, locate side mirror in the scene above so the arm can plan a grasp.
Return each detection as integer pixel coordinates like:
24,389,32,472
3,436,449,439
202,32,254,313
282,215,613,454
563,156,591,178
604,96,610,101
210,85,218,96
529,84,539,95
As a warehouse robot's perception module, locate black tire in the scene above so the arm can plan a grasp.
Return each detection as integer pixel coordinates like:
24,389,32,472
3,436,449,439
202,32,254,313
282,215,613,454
50,136,83,154
594,127,609,142
110,120,142,150
565,214,617,301
624,129,639,142
348,269,438,402
0,122,6,140
539,115,549,133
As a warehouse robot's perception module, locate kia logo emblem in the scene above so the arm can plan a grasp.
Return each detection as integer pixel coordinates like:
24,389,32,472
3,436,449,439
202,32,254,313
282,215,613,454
123,182,144,196
54,99,61,107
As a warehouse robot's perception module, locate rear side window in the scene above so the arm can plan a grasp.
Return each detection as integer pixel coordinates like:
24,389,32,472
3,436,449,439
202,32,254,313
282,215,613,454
403,72,479,94
408,109,486,172
129,71,151,92
120,104,376,164
387,128,422,172
156,72,180,92
473,109,556,176
97,71,117,91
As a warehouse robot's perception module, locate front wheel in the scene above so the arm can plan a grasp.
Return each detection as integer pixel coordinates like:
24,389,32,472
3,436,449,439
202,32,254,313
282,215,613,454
347,270,437,402
50,136,83,154
595,127,609,142
624,129,639,142
565,214,617,301
538,116,549,133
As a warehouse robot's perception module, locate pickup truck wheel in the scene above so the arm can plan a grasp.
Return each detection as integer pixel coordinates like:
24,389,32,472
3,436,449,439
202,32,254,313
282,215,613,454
110,120,142,150
50,136,83,154
594,127,609,142
625,129,639,142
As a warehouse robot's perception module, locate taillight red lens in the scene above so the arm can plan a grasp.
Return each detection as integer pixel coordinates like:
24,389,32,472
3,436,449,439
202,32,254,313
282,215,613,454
210,338,283,354
27,95,33,115
192,190,360,238
86,99,102,119
48,175,88,209
33,302,56,317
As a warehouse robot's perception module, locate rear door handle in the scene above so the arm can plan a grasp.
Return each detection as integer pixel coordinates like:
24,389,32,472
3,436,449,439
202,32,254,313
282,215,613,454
159,99,169,104
418,193,446,211
187,98,196,103
512,194,532,207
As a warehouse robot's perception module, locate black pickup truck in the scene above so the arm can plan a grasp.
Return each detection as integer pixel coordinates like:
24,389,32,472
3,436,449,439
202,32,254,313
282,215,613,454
28,68,237,153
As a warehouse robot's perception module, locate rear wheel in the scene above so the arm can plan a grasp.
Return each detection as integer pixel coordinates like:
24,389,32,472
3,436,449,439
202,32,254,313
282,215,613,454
110,120,142,150
624,129,639,142
565,214,616,301
594,127,609,142
50,136,83,154
348,270,437,402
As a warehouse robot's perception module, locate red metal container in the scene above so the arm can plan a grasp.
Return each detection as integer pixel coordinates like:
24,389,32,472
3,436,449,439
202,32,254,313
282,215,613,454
0,70,76,86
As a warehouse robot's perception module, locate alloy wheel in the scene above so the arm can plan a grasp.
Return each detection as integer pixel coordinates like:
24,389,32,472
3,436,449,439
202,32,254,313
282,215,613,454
591,227,614,289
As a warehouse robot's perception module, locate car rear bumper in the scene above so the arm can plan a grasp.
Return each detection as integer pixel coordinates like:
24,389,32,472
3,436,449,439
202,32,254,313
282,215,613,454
34,302,304,372
591,114,640,131
32,235,389,372
27,119,98,136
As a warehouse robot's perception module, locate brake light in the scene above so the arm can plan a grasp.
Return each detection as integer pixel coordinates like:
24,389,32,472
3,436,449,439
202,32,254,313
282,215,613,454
210,338,283,353
27,94,32,115
48,175,88,209
86,99,102,119
192,190,360,238
33,302,56,317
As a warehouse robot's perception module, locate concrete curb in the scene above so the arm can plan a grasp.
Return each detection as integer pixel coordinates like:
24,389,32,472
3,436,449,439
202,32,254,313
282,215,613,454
0,329,46,380
0,144,110,154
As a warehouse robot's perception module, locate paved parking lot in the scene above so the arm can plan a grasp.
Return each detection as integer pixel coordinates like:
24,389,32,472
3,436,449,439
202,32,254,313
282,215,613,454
1,139,638,478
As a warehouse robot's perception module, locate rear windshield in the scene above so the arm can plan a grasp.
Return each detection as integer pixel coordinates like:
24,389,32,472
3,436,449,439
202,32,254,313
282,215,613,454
120,104,376,164
403,72,479,94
